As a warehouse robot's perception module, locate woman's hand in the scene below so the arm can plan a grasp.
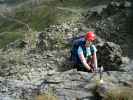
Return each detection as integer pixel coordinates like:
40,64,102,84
87,65,94,72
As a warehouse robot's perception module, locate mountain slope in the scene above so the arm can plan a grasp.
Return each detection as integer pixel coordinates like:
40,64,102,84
0,0,91,32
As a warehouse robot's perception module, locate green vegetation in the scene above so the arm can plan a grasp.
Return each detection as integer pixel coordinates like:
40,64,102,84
1,0,27,4
0,32,24,48
0,0,89,48
0,0,89,32
58,0,89,7
35,87,58,100
35,94,58,100
0,3,79,32
54,32,70,49
104,87,133,100
44,0,90,8
0,16,28,32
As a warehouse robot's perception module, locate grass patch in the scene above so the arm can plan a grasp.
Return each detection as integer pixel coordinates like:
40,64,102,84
0,5,77,32
35,93,58,100
44,0,89,8
0,32,24,48
54,33,70,49
2,0,27,4
0,16,29,32
14,4,80,31
0,0,87,32
104,87,133,100
0,0,86,49
35,87,58,100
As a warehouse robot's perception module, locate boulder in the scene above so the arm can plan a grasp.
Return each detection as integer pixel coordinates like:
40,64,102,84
6,40,27,49
101,1,131,18
97,42,123,70
0,77,39,100
0,94,16,100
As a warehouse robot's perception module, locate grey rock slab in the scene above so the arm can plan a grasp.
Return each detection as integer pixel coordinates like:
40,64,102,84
56,88,93,100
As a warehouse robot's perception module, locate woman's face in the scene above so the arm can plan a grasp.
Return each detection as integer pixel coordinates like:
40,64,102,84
85,40,92,47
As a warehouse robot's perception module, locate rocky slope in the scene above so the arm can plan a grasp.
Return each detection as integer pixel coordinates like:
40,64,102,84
0,0,133,100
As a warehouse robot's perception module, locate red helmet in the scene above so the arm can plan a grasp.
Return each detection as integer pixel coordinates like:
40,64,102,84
85,31,96,41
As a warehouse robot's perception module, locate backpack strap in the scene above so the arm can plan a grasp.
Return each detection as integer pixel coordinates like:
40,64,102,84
90,45,96,54
75,40,86,64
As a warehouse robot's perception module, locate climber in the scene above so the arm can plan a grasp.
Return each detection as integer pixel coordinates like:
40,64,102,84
70,31,98,72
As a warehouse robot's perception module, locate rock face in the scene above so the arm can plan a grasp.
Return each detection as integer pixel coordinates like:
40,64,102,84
6,40,27,49
0,70,97,100
35,22,80,51
97,42,123,70
85,0,133,58
0,76,39,100
0,69,133,100
0,0,132,100
0,49,65,81
0,21,131,100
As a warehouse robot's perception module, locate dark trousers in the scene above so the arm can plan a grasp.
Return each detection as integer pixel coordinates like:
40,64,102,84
74,64,93,72
75,59,94,72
